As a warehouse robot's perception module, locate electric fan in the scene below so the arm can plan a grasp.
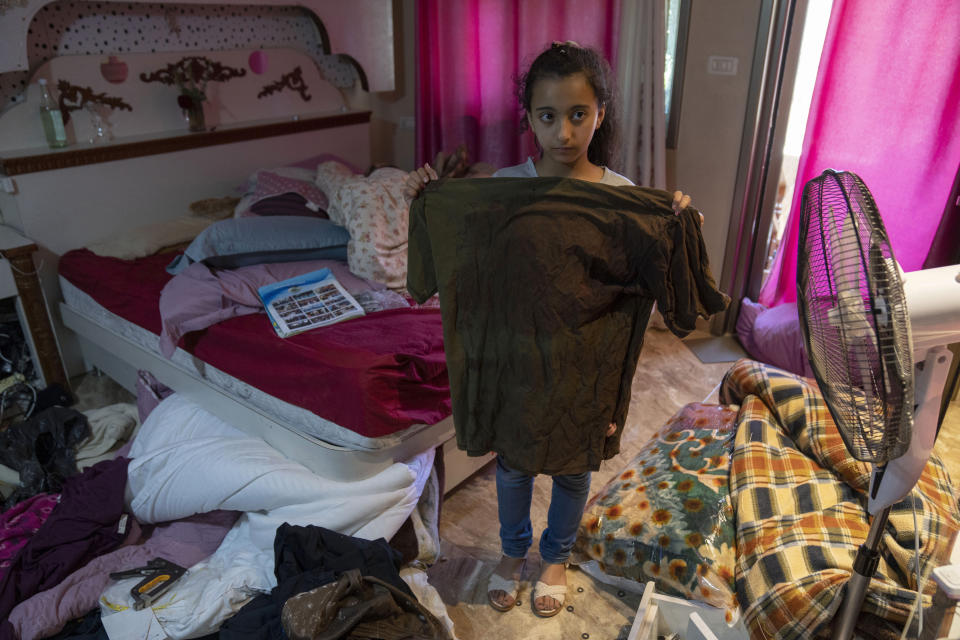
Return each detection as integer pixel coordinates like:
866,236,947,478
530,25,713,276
796,169,960,640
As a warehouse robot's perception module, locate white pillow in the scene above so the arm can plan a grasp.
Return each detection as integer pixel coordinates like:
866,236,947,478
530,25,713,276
86,216,214,260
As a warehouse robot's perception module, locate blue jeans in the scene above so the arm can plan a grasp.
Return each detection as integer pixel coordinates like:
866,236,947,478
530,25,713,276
495,456,591,564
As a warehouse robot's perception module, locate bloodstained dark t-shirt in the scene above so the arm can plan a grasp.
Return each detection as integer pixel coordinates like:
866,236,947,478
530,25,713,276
407,177,729,475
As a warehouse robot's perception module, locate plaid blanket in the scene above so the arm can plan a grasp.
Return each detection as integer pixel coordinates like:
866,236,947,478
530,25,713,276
720,359,959,640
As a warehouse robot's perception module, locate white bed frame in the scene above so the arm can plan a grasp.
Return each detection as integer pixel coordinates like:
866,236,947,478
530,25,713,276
0,46,495,492
59,301,493,488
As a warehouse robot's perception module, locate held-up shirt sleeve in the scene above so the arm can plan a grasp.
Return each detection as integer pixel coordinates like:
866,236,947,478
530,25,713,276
405,195,437,304
644,207,730,337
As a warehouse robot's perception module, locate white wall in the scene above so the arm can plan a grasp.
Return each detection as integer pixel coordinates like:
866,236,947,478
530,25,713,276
348,0,416,171
668,0,762,276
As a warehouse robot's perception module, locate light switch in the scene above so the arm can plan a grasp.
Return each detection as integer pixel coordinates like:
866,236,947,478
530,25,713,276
708,56,739,76
0,177,16,194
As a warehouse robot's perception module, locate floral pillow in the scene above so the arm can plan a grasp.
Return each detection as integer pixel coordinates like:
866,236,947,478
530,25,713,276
314,160,356,211
316,162,409,290
574,402,740,621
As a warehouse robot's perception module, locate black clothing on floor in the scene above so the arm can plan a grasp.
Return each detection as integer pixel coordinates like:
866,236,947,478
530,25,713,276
0,407,90,510
281,568,450,640
219,524,413,640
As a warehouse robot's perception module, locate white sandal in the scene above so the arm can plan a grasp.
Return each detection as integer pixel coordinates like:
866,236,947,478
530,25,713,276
531,581,567,618
487,559,525,612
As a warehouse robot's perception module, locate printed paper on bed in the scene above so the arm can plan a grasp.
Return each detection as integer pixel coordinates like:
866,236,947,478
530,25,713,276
257,268,365,337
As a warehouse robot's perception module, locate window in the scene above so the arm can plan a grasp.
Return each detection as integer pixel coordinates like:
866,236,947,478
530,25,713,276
665,0,690,148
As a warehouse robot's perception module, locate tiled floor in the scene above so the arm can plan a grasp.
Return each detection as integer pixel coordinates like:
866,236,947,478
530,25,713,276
425,325,737,640
71,369,136,412
425,328,960,640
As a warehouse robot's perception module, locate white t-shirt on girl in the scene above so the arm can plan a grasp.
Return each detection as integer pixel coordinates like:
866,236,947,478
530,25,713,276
493,156,634,186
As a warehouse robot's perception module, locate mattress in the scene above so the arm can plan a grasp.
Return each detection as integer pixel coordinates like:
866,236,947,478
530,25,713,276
58,249,452,451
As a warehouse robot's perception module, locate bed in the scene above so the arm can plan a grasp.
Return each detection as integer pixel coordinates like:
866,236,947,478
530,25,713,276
0,10,475,640
0,42,495,489
57,248,463,482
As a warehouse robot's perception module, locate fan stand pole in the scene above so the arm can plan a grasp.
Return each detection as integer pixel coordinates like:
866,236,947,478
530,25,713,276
831,505,892,640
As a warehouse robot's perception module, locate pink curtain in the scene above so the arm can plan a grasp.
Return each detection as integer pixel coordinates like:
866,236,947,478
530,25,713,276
416,0,621,169
759,0,960,307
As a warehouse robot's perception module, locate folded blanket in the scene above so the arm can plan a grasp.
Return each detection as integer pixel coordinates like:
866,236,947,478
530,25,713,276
720,359,960,640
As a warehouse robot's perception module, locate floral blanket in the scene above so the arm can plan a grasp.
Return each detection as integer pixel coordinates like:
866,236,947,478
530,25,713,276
574,402,740,620
720,359,960,640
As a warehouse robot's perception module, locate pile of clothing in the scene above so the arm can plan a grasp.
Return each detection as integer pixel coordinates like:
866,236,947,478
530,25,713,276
0,372,454,640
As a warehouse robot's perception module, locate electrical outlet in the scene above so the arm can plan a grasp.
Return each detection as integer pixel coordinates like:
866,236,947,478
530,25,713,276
708,56,739,76
399,116,416,130
0,177,16,194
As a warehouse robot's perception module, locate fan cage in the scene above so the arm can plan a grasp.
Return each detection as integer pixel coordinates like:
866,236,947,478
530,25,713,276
796,170,913,463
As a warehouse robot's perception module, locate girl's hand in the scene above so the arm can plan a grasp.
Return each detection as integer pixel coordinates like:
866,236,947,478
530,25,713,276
672,190,705,225
403,163,439,204
606,422,616,437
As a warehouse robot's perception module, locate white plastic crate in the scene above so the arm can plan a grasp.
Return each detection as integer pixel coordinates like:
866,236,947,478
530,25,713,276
627,581,748,640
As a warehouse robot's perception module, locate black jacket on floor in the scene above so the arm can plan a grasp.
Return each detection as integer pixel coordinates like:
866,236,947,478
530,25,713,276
219,524,412,640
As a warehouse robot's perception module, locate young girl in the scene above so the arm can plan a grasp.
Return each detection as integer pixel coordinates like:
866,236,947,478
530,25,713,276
405,41,691,618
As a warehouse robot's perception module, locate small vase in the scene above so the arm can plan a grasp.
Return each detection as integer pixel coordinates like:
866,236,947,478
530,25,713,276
187,103,205,132
179,95,206,132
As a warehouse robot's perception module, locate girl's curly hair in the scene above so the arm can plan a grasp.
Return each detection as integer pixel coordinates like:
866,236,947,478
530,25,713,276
516,42,620,168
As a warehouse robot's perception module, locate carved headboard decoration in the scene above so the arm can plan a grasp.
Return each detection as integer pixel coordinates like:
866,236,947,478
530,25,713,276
140,56,247,88
258,67,311,102
55,80,132,124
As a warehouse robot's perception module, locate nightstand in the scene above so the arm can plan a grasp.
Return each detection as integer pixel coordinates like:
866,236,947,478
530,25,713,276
0,225,68,390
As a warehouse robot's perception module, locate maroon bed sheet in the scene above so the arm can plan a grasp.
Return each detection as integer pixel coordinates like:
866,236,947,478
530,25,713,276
59,249,451,439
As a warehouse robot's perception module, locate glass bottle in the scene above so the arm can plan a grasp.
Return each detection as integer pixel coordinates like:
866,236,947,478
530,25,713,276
37,79,68,149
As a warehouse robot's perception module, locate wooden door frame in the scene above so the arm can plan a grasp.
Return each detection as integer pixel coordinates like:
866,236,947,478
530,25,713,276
710,0,806,334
